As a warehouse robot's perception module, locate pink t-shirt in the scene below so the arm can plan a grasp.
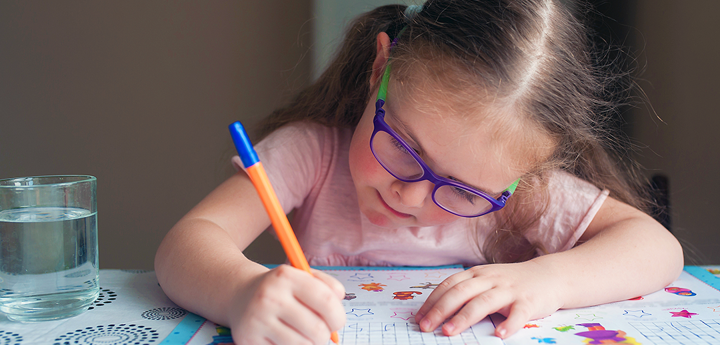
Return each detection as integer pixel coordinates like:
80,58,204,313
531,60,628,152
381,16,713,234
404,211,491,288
233,122,608,267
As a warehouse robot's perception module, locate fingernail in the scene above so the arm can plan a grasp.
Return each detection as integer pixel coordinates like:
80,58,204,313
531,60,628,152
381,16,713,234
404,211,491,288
420,319,431,331
497,328,506,338
444,322,455,333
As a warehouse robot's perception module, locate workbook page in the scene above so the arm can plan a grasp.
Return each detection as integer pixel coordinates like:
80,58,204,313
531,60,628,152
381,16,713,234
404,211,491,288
496,266,720,345
323,265,503,345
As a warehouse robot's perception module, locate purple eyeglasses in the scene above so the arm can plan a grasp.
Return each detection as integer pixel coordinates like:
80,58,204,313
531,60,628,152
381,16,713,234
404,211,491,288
369,63,519,218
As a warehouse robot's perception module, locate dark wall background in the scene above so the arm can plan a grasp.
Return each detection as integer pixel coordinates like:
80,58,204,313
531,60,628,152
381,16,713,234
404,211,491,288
628,1,720,264
0,1,309,269
584,0,720,265
1,1,718,269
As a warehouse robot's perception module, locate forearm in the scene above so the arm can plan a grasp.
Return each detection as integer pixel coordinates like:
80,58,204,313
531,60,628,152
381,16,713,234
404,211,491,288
534,213,683,309
154,217,268,326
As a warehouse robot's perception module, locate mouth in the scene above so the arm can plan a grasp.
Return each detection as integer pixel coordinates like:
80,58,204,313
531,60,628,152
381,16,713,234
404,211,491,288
376,191,412,219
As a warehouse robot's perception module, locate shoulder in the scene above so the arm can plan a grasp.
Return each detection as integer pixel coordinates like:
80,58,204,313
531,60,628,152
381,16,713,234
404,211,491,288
252,121,354,186
260,121,352,149
526,169,609,252
540,169,609,215
545,170,603,196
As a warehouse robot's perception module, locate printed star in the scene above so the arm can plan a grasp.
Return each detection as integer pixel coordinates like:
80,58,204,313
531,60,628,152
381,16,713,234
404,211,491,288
387,273,410,281
424,272,445,279
390,311,415,320
347,308,374,317
575,313,602,321
670,309,698,318
623,310,652,318
347,273,374,281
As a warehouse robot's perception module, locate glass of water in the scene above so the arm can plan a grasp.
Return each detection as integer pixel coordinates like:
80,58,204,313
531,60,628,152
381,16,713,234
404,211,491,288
0,175,99,322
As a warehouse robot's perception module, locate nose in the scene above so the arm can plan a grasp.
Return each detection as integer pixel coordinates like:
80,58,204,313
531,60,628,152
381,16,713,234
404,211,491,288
392,179,434,208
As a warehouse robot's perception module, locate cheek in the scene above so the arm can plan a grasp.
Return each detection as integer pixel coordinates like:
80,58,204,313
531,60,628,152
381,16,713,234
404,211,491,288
349,143,384,183
427,206,461,225
420,204,461,225
348,116,386,186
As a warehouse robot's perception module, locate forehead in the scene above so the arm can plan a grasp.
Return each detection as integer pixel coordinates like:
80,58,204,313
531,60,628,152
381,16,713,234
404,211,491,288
383,70,525,194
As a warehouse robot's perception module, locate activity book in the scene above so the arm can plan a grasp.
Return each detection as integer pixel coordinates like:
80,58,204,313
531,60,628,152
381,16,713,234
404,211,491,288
189,265,720,344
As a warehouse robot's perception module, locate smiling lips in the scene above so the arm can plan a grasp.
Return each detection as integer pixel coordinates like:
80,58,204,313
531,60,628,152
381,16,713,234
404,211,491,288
377,191,413,218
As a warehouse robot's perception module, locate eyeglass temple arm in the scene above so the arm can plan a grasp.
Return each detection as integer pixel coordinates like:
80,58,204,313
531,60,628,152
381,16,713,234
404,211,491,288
499,179,521,205
377,63,392,101
507,179,520,195
377,26,407,102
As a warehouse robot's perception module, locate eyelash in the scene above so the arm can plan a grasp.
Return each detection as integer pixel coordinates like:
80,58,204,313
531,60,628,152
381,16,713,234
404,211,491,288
448,177,478,203
390,136,419,155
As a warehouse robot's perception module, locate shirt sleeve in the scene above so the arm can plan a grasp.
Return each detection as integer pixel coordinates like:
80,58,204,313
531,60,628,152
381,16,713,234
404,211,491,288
231,122,334,215
524,170,610,255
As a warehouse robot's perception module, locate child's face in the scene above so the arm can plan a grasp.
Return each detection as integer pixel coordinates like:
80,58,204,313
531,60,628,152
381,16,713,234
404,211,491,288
349,73,527,229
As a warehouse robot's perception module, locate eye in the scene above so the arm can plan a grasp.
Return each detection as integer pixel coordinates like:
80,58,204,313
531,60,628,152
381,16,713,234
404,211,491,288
389,136,419,155
447,177,481,204
451,186,477,204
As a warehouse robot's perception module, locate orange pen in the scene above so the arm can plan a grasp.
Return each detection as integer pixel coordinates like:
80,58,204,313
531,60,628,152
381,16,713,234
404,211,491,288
229,121,340,344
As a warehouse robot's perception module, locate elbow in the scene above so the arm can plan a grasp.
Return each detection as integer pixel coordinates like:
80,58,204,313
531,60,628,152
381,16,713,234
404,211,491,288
662,231,685,286
672,237,685,280
154,228,177,288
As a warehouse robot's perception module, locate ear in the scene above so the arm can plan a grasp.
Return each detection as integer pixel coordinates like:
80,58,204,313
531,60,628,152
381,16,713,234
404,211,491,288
370,32,392,86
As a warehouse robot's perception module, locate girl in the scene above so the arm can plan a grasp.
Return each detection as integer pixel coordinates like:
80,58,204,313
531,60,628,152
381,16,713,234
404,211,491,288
155,1,683,344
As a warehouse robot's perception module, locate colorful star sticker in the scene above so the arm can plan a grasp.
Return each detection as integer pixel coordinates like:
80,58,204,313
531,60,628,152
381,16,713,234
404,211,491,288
359,282,386,292
670,309,698,318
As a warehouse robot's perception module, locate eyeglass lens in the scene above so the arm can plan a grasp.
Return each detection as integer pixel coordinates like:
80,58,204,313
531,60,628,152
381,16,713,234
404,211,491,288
371,130,494,216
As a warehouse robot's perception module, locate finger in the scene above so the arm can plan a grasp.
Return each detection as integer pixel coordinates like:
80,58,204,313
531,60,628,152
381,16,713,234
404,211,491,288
265,265,345,332
265,313,322,345
494,302,533,339
276,301,334,345
415,270,472,322
232,311,290,345
311,269,346,300
418,278,495,332
292,272,347,332
442,289,511,336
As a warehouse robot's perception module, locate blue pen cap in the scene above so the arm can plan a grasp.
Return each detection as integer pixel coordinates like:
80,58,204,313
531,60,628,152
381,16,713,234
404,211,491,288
229,121,259,168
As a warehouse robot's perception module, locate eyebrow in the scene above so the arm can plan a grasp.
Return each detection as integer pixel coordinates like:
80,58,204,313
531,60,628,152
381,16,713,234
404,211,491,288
385,101,426,152
383,101,499,196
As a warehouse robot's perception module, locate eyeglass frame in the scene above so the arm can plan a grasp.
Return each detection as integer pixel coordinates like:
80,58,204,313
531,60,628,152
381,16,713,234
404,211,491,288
369,49,519,218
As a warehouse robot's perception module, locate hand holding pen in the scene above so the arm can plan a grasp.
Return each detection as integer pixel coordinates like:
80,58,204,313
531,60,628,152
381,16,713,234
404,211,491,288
230,121,344,344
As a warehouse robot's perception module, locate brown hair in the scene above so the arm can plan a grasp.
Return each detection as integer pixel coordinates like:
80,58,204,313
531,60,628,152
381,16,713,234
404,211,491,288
258,0,652,263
